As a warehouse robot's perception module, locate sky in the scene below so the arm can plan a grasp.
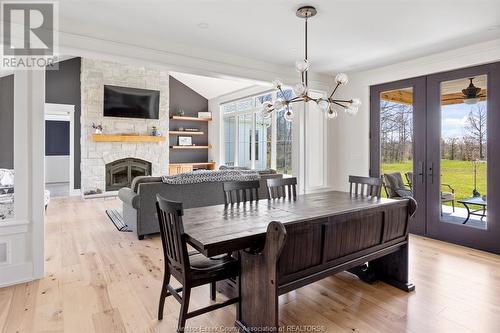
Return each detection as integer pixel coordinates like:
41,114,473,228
441,101,486,140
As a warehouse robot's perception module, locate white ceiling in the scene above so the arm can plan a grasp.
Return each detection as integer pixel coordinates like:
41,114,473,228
169,71,257,99
58,0,500,74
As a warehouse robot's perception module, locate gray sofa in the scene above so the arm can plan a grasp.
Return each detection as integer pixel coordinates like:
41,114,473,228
118,174,282,240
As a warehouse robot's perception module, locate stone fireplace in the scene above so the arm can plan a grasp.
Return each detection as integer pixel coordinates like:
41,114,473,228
105,158,151,191
80,58,169,194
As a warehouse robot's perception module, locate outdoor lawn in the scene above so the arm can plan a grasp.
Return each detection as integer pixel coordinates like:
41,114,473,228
381,159,487,203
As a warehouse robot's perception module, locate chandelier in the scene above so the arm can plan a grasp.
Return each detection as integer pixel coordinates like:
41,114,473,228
262,6,361,122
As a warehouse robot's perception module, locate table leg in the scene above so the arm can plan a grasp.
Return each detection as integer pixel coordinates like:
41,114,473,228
370,242,415,292
481,206,486,221
235,222,286,332
462,203,471,224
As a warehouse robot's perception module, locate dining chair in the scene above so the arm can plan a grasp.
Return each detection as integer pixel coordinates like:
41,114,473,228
156,194,239,332
382,172,413,198
223,180,260,204
349,175,383,198
266,177,297,200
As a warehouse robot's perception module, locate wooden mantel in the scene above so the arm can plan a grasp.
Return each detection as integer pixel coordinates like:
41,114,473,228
91,134,166,143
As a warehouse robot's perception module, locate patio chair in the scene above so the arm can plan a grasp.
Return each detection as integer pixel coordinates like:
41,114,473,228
405,171,455,214
382,172,412,199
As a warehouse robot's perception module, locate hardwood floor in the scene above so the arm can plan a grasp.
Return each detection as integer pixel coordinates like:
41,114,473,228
2,197,500,332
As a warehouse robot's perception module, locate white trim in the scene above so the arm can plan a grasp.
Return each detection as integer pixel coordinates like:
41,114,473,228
0,262,34,288
31,70,46,280
58,31,333,91
44,103,76,196
0,239,12,265
0,220,29,235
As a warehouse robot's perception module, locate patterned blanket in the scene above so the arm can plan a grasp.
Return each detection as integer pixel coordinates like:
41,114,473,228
0,194,14,220
162,169,260,185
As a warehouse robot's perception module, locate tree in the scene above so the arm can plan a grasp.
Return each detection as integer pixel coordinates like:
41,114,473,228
465,104,487,160
448,137,458,160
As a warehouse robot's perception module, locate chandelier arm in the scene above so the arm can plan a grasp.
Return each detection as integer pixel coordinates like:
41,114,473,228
288,98,306,104
332,99,353,104
332,101,348,108
329,83,341,99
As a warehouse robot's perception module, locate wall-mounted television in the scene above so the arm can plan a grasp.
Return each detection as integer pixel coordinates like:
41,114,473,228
103,85,160,119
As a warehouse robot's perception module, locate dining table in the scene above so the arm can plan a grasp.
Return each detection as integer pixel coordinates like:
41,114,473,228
182,190,416,332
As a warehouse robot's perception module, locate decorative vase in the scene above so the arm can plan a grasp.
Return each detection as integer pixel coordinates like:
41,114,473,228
151,127,161,136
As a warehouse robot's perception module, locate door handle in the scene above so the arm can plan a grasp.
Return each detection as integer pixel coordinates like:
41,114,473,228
428,162,434,184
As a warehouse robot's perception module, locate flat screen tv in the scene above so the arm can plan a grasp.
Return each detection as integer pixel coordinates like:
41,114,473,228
103,85,160,119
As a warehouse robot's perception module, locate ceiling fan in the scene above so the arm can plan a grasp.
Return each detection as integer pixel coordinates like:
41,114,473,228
442,77,486,105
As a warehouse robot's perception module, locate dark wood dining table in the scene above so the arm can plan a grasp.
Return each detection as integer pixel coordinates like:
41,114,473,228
182,190,416,332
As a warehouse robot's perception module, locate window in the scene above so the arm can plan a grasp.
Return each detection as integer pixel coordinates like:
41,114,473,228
222,89,294,174
224,117,236,166
238,114,252,168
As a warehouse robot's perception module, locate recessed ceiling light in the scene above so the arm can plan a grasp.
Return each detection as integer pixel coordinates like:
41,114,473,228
197,23,209,29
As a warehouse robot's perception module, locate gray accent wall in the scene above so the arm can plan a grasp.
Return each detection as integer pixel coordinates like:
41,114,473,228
169,76,209,164
0,75,14,169
46,57,82,189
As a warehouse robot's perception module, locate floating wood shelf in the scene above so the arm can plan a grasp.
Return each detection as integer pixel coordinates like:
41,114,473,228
170,116,212,122
169,162,216,167
170,145,211,149
169,131,204,136
91,134,166,143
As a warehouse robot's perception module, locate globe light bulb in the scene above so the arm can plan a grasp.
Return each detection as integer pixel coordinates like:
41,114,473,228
346,105,359,115
335,73,349,85
273,98,285,111
261,108,272,119
317,98,330,112
261,101,273,119
284,109,294,122
295,59,310,72
327,109,338,119
293,82,307,97
351,98,362,108
272,78,283,89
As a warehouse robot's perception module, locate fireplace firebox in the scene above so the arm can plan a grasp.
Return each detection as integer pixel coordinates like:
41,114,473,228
105,158,151,191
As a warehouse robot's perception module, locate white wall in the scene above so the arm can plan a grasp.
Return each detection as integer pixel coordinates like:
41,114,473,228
330,38,500,191
45,156,70,183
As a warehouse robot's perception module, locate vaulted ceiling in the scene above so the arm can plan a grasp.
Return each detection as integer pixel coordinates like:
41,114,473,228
58,0,500,74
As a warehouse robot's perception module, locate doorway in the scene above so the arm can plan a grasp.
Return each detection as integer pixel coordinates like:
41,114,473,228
370,62,500,254
44,103,75,198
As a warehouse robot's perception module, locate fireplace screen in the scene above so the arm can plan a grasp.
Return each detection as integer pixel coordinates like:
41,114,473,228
105,158,151,191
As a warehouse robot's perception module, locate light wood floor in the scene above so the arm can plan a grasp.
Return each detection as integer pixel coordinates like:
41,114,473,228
2,197,500,333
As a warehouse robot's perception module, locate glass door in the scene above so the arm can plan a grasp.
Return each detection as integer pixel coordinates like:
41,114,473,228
426,63,500,253
370,77,427,234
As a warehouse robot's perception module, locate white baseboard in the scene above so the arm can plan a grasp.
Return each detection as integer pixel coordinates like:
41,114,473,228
70,188,81,197
0,262,34,288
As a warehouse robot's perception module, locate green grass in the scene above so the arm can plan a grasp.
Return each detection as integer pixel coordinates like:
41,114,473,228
381,159,487,203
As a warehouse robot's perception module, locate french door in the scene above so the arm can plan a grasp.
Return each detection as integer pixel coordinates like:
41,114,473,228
426,63,500,253
370,77,427,235
371,62,500,254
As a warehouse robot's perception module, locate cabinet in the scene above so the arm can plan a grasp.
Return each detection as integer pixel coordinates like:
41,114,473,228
168,162,216,175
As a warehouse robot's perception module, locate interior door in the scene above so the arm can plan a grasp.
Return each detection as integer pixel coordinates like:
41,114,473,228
370,77,427,235
426,63,500,253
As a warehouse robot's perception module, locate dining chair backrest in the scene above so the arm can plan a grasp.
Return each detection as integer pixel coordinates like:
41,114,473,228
349,175,383,198
156,194,189,273
223,180,260,204
266,177,297,200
